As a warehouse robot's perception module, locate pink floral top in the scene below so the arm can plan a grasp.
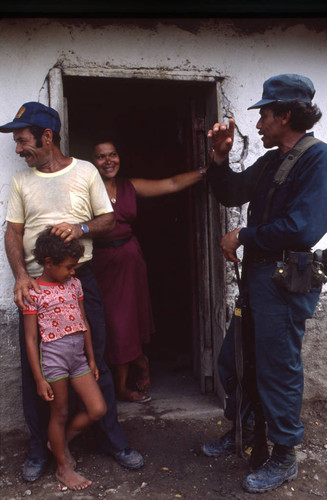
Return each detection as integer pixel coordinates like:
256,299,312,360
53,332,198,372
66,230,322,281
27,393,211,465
23,277,87,342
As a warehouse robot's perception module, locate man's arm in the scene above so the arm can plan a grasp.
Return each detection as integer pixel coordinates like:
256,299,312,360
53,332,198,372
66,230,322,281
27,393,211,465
5,222,41,310
51,212,116,242
207,118,255,206
207,118,253,262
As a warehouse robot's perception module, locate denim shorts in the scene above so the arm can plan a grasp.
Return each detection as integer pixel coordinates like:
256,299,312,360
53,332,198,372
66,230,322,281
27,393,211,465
40,333,91,383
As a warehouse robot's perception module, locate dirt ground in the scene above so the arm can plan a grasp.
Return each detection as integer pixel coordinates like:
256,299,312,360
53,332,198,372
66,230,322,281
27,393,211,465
0,399,326,500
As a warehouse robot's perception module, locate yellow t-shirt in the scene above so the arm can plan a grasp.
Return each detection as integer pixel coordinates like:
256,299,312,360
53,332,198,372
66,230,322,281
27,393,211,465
6,158,113,277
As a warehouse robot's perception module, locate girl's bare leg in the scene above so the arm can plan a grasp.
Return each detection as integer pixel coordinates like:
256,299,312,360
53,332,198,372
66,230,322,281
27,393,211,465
67,372,107,444
48,378,92,490
47,438,76,469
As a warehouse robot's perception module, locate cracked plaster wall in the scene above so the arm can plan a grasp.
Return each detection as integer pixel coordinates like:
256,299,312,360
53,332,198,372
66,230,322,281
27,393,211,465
0,17,326,431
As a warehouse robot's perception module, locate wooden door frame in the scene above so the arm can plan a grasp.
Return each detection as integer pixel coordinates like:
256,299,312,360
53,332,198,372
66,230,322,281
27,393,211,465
47,67,226,403
191,85,226,404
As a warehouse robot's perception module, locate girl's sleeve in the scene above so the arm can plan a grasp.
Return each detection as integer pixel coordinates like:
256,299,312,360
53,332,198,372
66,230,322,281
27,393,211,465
76,278,84,302
22,295,38,315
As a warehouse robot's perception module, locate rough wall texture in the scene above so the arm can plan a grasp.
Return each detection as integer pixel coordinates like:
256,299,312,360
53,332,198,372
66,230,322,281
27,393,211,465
0,307,22,429
0,17,326,431
303,296,327,401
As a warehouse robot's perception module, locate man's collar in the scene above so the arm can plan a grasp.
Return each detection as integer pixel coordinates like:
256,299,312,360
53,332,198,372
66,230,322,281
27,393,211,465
279,132,314,160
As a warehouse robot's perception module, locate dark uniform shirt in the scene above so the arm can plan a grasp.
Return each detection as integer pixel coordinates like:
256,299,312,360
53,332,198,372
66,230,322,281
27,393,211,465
207,133,327,255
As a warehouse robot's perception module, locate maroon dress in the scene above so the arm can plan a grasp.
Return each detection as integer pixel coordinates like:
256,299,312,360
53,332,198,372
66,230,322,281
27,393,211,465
92,177,155,365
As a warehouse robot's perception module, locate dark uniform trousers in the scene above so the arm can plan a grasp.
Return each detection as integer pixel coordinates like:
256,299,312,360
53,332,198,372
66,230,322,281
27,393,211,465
19,261,127,461
219,261,320,447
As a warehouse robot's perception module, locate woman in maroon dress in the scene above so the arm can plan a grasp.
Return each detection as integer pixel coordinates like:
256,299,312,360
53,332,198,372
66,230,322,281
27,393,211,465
92,140,207,402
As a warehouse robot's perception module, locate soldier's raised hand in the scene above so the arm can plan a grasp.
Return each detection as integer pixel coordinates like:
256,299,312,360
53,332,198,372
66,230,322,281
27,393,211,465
208,118,235,164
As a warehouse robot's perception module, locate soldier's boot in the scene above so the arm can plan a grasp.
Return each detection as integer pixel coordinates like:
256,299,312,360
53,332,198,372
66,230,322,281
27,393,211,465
243,444,297,493
201,422,255,457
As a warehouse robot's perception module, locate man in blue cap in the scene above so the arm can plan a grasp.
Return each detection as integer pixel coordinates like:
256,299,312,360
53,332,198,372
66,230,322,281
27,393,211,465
201,74,327,493
0,102,144,482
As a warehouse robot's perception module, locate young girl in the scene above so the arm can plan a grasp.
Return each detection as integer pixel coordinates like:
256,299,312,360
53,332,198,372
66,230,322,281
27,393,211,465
23,228,107,491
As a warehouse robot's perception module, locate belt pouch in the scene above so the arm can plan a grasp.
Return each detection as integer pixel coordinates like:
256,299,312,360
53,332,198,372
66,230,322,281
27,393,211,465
271,251,313,293
287,251,313,292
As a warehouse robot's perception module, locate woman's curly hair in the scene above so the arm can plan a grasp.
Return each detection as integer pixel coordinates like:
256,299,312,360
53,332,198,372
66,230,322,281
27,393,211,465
33,227,84,265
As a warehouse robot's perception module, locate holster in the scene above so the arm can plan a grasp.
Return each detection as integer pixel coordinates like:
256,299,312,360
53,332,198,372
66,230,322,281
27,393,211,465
271,250,327,293
322,249,327,269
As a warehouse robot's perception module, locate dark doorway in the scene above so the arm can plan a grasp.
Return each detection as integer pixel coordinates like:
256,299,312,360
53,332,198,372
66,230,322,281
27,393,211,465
64,76,217,382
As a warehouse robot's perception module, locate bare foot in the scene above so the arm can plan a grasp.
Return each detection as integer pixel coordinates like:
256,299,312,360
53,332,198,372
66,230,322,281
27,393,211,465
136,358,150,393
136,375,150,393
47,441,76,469
56,464,92,491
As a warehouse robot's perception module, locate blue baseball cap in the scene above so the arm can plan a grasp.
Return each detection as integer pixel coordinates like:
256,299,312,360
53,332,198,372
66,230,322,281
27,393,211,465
0,101,61,133
248,74,315,110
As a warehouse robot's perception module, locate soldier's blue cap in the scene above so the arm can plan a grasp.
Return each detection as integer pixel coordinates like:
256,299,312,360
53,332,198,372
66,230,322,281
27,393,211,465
0,101,61,133
248,74,315,110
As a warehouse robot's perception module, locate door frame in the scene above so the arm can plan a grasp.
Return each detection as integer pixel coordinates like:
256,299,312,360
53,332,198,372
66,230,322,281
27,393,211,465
190,87,226,404
46,66,226,403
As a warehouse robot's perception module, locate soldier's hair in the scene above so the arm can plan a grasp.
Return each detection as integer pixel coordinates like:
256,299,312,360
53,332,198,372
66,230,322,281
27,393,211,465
268,100,322,132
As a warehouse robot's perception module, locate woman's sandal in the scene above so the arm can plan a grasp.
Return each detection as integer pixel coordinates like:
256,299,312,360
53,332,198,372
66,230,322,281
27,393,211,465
118,390,152,404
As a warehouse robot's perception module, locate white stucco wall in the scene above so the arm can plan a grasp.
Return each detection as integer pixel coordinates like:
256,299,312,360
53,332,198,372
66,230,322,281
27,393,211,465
0,17,326,431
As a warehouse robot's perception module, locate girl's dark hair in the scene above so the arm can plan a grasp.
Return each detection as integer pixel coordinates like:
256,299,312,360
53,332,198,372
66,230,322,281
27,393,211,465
268,100,322,131
33,227,84,265
29,125,61,148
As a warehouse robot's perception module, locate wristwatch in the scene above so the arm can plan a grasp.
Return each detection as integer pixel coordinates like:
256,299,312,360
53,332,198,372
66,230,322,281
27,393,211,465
79,223,89,234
